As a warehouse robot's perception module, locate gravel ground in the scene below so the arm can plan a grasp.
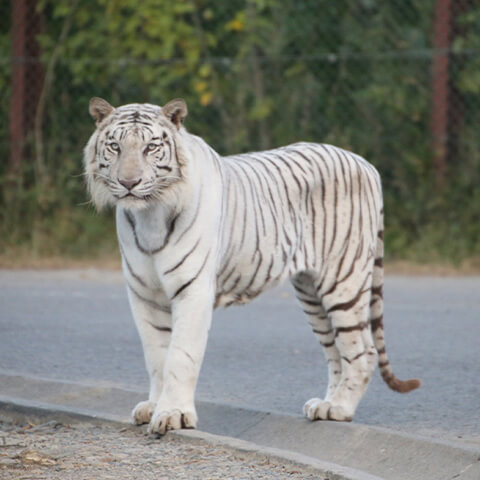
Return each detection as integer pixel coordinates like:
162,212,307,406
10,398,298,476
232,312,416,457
0,418,322,480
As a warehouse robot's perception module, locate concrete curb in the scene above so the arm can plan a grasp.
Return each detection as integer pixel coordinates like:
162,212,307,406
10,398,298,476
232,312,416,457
0,397,381,480
174,429,385,480
0,372,479,480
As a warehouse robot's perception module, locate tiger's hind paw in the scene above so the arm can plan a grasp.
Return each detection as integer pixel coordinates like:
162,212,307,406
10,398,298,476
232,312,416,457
132,400,155,425
303,398,353,422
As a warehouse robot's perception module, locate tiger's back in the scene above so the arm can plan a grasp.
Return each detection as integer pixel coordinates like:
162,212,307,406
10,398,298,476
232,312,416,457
215,142,382,308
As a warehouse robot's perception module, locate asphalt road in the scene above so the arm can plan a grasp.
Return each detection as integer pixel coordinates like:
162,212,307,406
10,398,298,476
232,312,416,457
0,269,479,445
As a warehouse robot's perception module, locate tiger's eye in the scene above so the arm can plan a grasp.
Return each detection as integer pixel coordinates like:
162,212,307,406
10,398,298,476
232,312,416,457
109,142,120,152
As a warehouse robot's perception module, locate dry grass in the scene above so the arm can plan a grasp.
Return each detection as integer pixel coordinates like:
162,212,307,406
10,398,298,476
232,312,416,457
1,249,480,276
0,250,121,271
385,259,480,276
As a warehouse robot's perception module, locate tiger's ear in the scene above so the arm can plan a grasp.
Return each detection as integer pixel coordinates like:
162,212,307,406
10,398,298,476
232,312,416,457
89,97,115,124
162,98,187,128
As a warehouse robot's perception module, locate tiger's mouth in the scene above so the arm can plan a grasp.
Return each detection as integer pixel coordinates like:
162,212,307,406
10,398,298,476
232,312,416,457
110,183,167,206
114,192,149,203
115,193,153,210
115,193,140,200
117,191,151,200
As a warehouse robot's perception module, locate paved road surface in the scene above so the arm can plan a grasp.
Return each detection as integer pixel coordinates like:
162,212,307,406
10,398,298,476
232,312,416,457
0,269,479,445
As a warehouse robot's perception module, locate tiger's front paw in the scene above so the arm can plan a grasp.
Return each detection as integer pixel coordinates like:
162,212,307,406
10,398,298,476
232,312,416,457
132,400,155,425
303,398,353,422
148,407,197,435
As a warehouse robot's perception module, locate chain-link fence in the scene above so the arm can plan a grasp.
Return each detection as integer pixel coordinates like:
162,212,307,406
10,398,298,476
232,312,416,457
1,0,480,262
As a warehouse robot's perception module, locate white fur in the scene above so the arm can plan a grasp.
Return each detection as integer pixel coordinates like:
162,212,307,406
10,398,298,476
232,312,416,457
84,100,419,434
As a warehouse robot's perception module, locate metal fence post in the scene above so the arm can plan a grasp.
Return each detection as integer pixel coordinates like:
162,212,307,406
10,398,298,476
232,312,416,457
8,0,44,179
431,0,451,185
9,0,27,176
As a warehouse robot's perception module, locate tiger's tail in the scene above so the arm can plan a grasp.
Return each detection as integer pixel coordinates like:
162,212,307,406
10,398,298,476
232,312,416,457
370,209,421,393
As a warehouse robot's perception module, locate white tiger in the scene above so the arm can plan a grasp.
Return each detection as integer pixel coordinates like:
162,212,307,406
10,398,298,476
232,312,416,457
84,97,420,435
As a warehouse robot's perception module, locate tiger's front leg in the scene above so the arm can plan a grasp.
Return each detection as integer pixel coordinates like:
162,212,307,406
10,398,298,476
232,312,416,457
148,281,214,435
126,285,173,426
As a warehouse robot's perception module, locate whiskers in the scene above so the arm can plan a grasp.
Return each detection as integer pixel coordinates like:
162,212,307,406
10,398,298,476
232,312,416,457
157,175,182,182
71,172,89,179
94,171,115,184
77,199,94,207
87,168,184,207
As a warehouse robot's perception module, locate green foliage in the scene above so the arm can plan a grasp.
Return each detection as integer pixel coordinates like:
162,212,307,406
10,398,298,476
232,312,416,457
1,0,480,263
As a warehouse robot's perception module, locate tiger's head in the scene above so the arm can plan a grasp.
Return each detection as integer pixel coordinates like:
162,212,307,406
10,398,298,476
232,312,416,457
84,98,188,210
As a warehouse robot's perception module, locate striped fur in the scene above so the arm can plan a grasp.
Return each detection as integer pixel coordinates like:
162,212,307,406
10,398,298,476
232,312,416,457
84,98,420,434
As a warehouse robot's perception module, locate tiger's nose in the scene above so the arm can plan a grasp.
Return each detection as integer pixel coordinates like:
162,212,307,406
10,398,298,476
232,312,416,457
119,178,141,191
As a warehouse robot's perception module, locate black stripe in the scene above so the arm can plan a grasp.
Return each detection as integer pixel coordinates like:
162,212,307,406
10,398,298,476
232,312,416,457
171,252,210,300
238,162,266,241
327,275,371,313
370,315,384,331
249,157,284,247
363,170,376,236
229,274,242,292
371,285,383,297
121,246,147,287
337,148,348,195
327,152,339,256
220,266,236,288
163,238,201,275
292,282,311,297
313,328,333,335
315,145,333,178
324,239,364,297
217,178,239,278
244,251,263,291
128,283,171,314
237,163,261,257
356,160,364,238
175,346,194,363
242,160,276,239
262,154,296,224
263,255,275,285
299,297,323,307
174,184,203,245
342,350,366,364
149,323,172,333
370,297,380,307
304,151,327,266
343,153,355,248
335,321,368,336
236,165,249,250
150,212,180,254
273,153,304,196
124,211,149,255
124,210,179,255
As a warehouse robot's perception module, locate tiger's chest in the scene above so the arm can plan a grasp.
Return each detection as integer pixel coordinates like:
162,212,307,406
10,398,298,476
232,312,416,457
116,204,220,301
116,207,173,292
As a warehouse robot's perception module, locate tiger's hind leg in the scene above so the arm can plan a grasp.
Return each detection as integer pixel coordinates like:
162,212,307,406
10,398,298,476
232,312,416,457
291,274,342,414
306,272,377,422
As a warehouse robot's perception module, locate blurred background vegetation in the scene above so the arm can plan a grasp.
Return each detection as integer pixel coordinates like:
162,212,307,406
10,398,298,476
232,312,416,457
1,0,480,268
